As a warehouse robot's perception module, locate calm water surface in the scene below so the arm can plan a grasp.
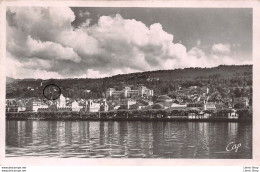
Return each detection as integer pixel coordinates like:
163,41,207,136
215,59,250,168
6,120,252,158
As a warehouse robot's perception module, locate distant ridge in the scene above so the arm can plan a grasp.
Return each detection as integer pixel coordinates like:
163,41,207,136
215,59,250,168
6,64,252,99
9,64,252,81
6,76,16,83
103,64,252,81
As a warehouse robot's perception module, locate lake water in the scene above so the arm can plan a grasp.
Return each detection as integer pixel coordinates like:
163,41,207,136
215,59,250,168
6,120,252,158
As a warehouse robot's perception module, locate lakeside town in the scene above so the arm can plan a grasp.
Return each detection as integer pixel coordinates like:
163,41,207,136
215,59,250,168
6,82,252,120
5,6,253,160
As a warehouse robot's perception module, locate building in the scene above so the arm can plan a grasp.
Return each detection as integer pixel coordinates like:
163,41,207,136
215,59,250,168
57,94,67,108
129,102,146,110
86,100,100,112
106,86,153,98
202,112,211,119
156,95,173,108
78,101,85,110
187,102,203,109
71,101,81,112
100,100,109,112
228,109,239,119
17,101,26,112
26,100,48,112
188,112,197,119
84,89,91,93
106,88,121,98
203,102,216,111
57,107,72,112
38,104,72,112
189,86,198,89
138,86,154,97
120,99,136,109
111,105,120,110
197,111,211,119
171,103,187,108
6,99,19,112
6,105,18,112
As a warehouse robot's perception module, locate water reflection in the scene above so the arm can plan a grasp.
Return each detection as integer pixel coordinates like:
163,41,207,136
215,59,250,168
6,120,252,158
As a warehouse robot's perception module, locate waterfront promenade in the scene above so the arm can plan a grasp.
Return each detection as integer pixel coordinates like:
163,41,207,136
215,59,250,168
6,109,252,122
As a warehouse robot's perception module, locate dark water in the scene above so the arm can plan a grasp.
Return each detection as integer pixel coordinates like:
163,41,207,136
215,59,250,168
6,120,252,158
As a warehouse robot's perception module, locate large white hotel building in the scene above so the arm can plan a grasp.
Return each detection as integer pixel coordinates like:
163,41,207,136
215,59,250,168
106,86,154,98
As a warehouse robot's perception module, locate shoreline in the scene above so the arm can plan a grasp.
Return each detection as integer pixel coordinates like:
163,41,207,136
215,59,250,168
6,110,252,123
6,118,252,123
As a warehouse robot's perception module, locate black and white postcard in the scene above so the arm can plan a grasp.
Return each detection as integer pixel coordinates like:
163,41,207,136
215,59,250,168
0,0,260,166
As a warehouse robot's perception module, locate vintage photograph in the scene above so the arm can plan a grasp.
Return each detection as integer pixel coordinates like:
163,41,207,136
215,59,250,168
5,6,252,159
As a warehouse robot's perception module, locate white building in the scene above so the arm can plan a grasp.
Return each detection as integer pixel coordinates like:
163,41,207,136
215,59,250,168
86,100,100,112
106,86,153,98
228,109,239,119
171,103,187,108
17,101,26,112
188,113,197,119
71,101,81,112
26,100,48,112
203,102,216,111
138,86,154,97
57,94,67,108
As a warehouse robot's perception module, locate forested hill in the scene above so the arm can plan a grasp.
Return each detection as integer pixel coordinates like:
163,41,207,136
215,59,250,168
6,65,252,99
105,64,252,81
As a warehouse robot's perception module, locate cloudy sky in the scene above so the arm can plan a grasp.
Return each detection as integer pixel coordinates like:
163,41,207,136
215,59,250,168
6,7,252,79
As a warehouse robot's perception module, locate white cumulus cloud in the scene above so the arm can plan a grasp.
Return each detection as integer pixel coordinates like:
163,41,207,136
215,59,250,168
6,7,248,79
212,43,231,54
